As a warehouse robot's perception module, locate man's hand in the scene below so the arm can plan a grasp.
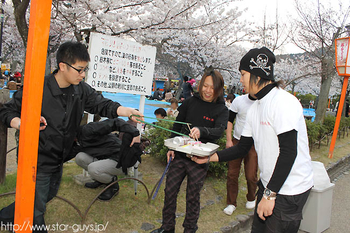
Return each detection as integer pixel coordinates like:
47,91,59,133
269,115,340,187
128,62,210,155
39,116,47,131
226,139,233,149
130,135,141,147
167,150,175,162
10,117,21,130
10,116,47,131
117,106,144,123
257,197,275,221
128,109,144,123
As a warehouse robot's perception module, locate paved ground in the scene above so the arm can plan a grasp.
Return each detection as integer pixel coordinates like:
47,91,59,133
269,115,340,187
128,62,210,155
322,169,350,233
241,168,350,233
299,168,350,233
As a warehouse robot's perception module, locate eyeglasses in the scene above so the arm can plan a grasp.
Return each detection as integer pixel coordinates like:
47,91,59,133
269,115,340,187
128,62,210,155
62,62,89,74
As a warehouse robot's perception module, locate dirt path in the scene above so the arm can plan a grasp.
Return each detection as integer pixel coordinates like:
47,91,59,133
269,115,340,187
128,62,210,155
5,128,17,174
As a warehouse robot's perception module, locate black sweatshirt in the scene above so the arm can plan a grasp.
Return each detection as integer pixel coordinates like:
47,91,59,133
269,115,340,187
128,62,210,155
170,93,228,143
217,84,298,193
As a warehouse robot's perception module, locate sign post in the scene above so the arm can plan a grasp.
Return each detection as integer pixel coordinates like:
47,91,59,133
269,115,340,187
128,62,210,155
86,32,155,96
86,33,156,193
329,37,350,158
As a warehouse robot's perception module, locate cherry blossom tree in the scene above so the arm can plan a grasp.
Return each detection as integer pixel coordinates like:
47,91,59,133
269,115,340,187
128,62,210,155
290,0,350,122
1,1,25,72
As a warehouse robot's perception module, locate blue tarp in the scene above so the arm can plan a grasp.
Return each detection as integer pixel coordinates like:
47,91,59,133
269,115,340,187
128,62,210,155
3,88,316,123
303,108,315,122
102,92,170,123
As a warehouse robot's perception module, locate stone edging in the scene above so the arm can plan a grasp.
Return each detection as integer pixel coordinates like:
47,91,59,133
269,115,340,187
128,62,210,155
326,154,350,182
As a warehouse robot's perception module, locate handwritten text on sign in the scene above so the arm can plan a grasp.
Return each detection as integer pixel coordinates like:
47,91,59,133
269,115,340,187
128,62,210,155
87,32,156,95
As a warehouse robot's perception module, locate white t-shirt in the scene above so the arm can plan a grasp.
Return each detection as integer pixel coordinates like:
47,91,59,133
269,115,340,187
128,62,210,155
230,94,256,140
242,87,313,195
166,108,179,117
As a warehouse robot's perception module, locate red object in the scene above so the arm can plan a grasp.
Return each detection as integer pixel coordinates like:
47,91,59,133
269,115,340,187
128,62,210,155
187,79,196,85
14,72,22,78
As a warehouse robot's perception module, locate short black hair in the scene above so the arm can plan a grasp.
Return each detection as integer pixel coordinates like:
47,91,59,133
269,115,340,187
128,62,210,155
56,41,90,68
183,75,189,82
154,108,167,117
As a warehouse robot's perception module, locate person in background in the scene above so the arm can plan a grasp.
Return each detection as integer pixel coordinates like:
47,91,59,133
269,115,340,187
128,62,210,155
0,73,5,88
151,67,228,233
224,93,258,216
164,89,173,102
193,47,313,233
187,78,196,88
225,93,235,108
13,72,22,82
166,98,179,118
8,74,16,82
345,99,349,117
154,108,167,119
0,41,143,233
182,75,193,100
153,88,163,100
75,118,141,201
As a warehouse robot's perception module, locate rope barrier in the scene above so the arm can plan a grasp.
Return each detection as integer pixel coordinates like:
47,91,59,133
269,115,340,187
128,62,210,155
136,117,190,138
131,114,191,125
152,156,172,200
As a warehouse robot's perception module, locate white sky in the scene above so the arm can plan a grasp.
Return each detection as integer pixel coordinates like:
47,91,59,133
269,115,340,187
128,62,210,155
234,0,350,55
236,0,304,54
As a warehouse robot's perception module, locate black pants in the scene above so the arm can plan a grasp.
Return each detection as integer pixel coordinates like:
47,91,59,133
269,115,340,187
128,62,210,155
161,153,208,232
251,181,311,233
0,169,62,233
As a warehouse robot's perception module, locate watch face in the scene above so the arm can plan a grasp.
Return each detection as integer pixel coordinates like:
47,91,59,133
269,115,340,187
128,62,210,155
265,189,271,196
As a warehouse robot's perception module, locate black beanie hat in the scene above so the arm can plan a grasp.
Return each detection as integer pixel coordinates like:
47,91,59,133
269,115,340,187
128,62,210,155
239,47,276,80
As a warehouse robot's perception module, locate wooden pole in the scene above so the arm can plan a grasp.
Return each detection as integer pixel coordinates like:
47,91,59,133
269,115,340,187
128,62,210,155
14,0,52,232
328,76,349,159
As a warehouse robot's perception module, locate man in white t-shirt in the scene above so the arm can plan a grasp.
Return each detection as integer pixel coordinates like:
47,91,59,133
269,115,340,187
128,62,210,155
224,94,258,215
193,47,313,233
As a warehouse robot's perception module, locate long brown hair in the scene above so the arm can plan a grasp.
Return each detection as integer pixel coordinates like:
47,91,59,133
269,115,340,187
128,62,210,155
198,67,224,102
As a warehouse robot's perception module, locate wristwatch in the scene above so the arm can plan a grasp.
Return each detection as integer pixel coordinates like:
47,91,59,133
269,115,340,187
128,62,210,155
263,188,277,200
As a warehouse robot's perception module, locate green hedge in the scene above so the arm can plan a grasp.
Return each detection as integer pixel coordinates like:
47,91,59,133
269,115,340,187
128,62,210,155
306,115,350,150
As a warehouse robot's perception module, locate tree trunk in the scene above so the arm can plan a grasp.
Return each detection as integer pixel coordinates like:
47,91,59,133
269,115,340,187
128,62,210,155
175,63,184,100
12,0,30,47
314,59,333,123
45,47,51,75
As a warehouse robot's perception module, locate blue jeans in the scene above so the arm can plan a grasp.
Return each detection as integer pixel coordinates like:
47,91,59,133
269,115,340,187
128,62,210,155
0,168,62,233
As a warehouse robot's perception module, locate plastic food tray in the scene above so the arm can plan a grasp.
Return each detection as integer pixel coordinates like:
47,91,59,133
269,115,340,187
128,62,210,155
164,138,219,157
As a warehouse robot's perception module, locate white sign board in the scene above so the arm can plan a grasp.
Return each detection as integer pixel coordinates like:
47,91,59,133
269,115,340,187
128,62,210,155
86,32,156,95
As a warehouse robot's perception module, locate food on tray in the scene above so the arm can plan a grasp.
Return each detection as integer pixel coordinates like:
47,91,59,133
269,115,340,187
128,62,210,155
164,137,219,157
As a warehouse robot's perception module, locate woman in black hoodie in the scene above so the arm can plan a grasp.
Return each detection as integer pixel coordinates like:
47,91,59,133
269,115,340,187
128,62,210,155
151,68,228,233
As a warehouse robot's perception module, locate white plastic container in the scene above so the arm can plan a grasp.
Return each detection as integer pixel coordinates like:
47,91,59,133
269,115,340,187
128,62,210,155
299,161,335,233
